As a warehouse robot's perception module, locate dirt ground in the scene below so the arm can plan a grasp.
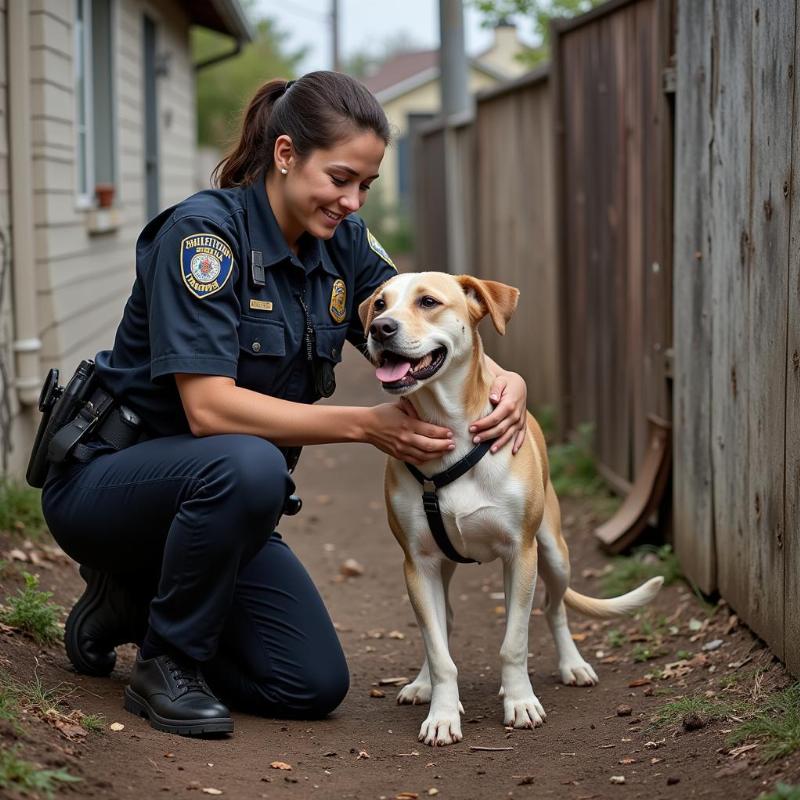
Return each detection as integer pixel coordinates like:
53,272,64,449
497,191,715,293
2,345,800,800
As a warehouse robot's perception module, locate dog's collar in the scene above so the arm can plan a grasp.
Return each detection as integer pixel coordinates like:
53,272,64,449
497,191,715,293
404,439,495,564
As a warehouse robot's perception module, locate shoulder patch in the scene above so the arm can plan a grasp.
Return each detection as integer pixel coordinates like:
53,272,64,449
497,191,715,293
367,229,397,271
181,233,234,299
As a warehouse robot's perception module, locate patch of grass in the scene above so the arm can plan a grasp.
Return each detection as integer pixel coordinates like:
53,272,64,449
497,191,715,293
0,572,63,644
80,713,105,733
675,649,692,661
606,628,625,648
632,643,664,663
0,678,19,723
0,480,47,539
758,784,800,800
601,544,683,598
534,406,557,444
548,422,604,497
652,694,747,728
0,747,80,799
729,683,800,762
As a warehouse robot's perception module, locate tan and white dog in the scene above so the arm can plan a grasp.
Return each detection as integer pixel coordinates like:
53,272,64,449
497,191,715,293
358,272,663,747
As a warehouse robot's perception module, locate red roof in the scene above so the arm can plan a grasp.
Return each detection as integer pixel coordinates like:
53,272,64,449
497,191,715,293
362,50,439,95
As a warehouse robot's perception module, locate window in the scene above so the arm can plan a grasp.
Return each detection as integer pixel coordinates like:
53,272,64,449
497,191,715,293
74,0,115,208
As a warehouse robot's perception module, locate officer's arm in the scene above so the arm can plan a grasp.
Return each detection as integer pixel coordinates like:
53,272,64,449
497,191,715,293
173,374,454,463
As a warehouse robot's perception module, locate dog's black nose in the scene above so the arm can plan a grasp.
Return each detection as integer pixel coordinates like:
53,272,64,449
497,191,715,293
370,317,398,342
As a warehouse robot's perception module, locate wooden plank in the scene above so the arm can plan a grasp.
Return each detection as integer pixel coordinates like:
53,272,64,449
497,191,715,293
672,0,715,592
742,0,794,659
785,0,800,677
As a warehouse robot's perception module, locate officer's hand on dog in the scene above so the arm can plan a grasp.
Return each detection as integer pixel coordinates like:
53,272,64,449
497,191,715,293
469,370,528,455
365,400,455,465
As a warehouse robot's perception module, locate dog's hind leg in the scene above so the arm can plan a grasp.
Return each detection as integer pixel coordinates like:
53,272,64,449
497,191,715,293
498,542,547,728
397,559,459,709
537,484,598,686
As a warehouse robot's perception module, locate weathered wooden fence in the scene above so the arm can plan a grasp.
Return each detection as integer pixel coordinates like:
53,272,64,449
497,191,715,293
411,0,799,673
673,0,800,674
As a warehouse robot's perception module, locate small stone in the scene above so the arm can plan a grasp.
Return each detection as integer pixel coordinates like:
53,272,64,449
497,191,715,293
702,639,723,652
616,704,633,717
369,688,386,698
609,775,626,785
109,722,125,731
667,776,681,785
340,558,364,577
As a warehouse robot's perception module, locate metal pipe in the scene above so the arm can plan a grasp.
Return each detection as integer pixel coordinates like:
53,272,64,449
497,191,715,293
439,0,470,117
8,0,42,405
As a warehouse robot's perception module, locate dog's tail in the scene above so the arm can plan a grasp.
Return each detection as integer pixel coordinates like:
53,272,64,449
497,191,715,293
562,577,663,619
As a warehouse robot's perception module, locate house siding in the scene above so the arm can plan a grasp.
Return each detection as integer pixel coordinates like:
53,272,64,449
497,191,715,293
0,0,200,477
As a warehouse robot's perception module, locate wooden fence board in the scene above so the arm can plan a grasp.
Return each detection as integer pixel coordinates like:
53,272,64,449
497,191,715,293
673,0,715,592
785,0,800,677
743,0,794,659
707,0,753,609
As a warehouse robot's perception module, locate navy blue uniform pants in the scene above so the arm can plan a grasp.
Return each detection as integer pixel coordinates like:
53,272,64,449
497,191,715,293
41,433,349,718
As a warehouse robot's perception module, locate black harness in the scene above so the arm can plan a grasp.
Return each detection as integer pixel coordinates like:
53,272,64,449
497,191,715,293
404,440,495,564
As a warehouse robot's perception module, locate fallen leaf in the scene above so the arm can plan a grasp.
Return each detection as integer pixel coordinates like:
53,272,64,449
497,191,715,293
571,632,589,642
395,793,418,800
388,630,406,640
54,719,87,740
428,790,440,797
619,758,637,765
645,739,666,749
628,677,651,688
357,750,370,760
369,688,386,698
109,722,125,731
270,761,292,771
201,790,222,796
7,548,27,562
378,676,409,686
688,618,703,632
340,558,364,577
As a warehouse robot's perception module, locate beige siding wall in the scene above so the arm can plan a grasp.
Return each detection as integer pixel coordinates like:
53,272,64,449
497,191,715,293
0,0,198,478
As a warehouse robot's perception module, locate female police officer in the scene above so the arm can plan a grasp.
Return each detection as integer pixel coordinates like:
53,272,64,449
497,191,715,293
40,71,529,736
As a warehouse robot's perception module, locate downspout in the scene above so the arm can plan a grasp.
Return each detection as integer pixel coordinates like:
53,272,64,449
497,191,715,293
7,0,41,405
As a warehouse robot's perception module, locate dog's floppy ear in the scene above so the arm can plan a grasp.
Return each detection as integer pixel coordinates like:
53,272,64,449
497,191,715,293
455,276,520,335
358,282,387,332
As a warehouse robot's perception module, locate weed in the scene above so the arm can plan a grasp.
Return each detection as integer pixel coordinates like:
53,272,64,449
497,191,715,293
651,694,747,728
675,649,692,661
548,423,604,497
0,678,18,723
0,747,80,799
758,784,800,800
0,480,47,539
601,544,683,598
606,628,625,648
632,643,663,663
80,713,105,733
0,572,62,644
728,683,800,762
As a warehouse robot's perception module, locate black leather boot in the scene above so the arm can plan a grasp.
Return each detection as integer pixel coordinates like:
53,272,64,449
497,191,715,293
64,566,149,677
124,653,233,736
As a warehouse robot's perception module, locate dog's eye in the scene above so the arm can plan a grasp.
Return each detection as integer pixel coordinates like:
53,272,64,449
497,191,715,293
419,296,440,309
373,298,386,311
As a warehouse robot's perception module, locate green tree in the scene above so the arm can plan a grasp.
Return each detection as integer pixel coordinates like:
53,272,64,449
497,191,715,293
193,17,306,148
473,0,604,66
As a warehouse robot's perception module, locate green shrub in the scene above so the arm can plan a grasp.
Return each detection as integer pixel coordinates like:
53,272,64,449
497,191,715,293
0,572,63,644
0,747,80,799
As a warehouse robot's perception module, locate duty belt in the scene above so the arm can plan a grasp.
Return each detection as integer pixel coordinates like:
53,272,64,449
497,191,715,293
404,439,495,564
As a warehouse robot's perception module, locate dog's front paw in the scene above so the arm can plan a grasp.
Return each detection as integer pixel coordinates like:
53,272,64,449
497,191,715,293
419,709,463,746
502,692,546,729
559,658,598,686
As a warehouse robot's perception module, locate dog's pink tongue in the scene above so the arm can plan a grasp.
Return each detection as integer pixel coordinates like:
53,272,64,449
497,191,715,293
376,360,412,383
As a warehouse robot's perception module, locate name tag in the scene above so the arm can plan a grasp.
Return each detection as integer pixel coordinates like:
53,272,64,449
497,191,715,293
249,299,273,312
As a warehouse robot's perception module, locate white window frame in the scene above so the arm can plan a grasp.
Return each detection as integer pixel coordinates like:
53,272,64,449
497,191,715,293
74,0,117,210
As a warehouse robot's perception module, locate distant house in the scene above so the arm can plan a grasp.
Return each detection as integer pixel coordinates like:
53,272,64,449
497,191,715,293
362,22,529,226
0,0,252,477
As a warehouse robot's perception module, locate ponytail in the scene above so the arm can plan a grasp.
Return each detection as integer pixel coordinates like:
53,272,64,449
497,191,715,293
213,79,288,188
213,71,391,190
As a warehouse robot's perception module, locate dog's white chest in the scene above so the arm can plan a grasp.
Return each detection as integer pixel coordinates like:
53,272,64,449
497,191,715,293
392,460,526,563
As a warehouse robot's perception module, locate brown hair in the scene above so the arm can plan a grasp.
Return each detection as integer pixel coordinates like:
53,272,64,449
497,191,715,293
213,71,391,189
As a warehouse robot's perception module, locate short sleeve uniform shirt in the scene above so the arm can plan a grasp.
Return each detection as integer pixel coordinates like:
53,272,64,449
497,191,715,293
94,176,396,437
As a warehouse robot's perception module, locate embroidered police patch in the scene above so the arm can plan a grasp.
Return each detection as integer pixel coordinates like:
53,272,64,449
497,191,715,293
367,229,396,271
329,278,347,323
181,234,234,299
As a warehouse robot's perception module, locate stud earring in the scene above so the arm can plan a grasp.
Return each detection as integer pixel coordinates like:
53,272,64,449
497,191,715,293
280,168,288,175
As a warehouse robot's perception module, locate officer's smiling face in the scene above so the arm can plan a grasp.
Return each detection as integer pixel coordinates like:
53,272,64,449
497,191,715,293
273,130,385,247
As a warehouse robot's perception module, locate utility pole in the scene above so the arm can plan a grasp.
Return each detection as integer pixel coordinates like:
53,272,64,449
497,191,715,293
439,0,470,116
438,0,471,273
331,0,340,71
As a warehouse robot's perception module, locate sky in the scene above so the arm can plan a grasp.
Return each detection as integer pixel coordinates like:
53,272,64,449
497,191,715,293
254,0,538,74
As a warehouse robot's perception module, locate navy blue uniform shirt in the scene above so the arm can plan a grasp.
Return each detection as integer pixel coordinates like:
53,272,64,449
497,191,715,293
95,176,396,437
